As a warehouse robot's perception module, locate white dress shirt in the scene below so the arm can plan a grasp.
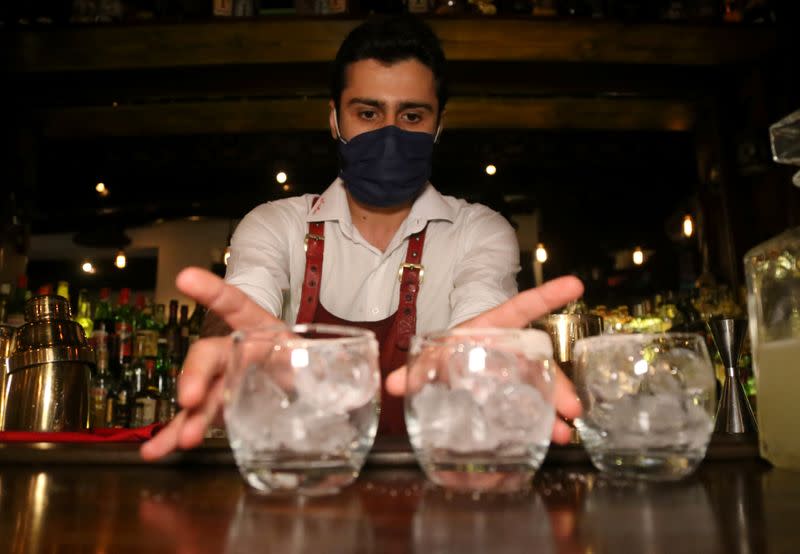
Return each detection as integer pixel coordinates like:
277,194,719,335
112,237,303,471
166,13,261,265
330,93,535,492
225,178,520,334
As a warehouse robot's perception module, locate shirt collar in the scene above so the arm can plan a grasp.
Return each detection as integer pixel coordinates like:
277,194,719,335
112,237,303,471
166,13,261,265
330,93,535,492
306,178,456,225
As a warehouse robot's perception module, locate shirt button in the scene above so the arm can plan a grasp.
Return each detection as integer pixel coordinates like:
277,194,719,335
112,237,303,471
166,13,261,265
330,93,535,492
372,307,380,315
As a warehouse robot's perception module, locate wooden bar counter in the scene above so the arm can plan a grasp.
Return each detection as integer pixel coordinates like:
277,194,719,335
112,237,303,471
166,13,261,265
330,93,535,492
1,437,798,553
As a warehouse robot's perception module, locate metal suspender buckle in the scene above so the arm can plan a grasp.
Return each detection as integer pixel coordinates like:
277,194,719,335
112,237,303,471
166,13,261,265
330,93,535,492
303,233,324,252
398,263,424,284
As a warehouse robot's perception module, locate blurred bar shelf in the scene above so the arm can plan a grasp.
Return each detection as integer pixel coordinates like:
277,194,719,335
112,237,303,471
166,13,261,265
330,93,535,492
2,17,778,73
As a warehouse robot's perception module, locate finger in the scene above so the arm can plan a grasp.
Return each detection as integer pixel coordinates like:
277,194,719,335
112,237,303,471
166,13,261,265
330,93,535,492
464,276,584,329
140,410,189,461
176,267,280,331
178,377,226,451
553,364,582,421
385,366,406,397
178,336,232,409
551,419,574,445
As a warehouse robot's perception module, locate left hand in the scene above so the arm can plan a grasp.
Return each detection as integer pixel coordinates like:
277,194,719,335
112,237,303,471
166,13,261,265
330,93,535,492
385,275,585,445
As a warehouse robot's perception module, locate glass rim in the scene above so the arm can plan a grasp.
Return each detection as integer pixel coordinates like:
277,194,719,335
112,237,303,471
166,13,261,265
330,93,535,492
411,327,553,357
232,323,377,346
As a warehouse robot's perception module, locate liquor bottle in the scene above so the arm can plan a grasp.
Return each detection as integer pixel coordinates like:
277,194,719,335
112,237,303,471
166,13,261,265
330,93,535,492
179,304,190,362
136,301,159,359
38,284,53,295
111,361,133,428
0,283,10,323
154,303,167,331
5,275,28,327
187,303,206,350
94,288,118,372
163,300,181,362
134,293,147,330
57,281,70,310
155,338,173,423
132,357,160,428
115,288,135,368
90,342,113,429
75,289,94,337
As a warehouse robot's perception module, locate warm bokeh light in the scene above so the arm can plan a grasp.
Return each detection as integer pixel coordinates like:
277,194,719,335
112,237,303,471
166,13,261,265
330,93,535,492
276,171,288,184
485,164,497,176
115,250,127,269
535,243,548,263
82,261,96,274
633,247,644,266
682,215,694,238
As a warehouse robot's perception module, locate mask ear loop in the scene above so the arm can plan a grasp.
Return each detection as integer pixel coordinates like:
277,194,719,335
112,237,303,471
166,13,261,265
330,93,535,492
333,108,347,144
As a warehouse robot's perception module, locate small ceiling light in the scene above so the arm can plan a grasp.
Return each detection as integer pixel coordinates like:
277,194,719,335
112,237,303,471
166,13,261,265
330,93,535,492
485,164,497,176
276,171,288,184
82,261,96,274
96,182,109,197
535,243,548,263
115,250,127,269
633,247,644,266
682,215,694,238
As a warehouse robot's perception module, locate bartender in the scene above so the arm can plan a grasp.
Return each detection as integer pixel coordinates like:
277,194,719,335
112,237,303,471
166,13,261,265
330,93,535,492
141,15,583,461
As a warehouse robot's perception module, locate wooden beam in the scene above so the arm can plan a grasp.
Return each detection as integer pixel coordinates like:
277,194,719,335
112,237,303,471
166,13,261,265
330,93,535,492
3,18,776,73
37,96,695,137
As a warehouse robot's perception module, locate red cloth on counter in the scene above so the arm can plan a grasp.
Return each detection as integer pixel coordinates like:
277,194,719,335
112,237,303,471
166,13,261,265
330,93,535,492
0,423,163,443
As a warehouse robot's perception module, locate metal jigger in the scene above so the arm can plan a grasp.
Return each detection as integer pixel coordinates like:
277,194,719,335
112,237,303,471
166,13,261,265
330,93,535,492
708,317,758,435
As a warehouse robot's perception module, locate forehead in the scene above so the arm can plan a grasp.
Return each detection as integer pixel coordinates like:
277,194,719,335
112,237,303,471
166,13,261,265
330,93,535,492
342,58,438,106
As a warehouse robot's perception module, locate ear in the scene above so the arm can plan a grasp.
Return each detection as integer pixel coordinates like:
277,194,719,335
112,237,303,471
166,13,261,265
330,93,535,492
328,100,338,141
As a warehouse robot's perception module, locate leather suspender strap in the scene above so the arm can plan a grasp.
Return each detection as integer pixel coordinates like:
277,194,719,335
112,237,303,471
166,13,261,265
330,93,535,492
295,200,325,324
393,227,427,350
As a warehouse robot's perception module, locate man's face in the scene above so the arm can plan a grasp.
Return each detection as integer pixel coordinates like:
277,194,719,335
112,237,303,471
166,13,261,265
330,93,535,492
330,58,441,142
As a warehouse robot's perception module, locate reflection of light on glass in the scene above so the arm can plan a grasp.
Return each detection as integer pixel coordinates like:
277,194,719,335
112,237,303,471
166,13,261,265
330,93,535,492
633,247,644,266
276,171,288,184
291,348,309,369
223,246,231,266
468,347,487,373
282,184,291,192
82,261,95,274
682,215,694,238
188,215,202,222
634,360,649,375
115,250,127,269
535,243,548,263
485,164,497,176
27,472,49,554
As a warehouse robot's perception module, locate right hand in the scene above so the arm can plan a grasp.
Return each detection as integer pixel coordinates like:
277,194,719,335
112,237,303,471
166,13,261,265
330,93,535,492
140,267,280,461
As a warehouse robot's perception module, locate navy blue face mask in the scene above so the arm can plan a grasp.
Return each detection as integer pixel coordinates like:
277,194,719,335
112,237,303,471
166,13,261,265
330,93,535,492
336,117,440,208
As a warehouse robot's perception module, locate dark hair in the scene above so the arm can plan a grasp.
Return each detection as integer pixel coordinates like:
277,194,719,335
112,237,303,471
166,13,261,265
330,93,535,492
330,15,448,115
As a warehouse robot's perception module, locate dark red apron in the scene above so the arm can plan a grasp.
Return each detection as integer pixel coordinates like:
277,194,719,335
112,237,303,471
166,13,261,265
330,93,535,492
295,216,426,436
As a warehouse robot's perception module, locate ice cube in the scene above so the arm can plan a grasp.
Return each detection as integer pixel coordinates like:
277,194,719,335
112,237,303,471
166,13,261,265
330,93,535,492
294,347,378,414
447,346,521,405
412,384,497,452
224,365,288,450
658,348,715,393
271,400,357,454
484,384,554,446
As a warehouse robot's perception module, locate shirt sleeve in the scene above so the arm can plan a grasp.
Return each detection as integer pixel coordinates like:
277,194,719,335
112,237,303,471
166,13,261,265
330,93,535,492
224,202,295,318
448,205,520,327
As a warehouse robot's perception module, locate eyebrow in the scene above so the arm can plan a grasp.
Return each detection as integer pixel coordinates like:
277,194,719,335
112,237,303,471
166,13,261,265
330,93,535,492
347,98,434,113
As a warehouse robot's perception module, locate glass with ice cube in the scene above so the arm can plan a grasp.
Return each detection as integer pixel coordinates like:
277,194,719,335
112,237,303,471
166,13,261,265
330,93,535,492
573,333,716,481
224,324,380,496
405,328,556,493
